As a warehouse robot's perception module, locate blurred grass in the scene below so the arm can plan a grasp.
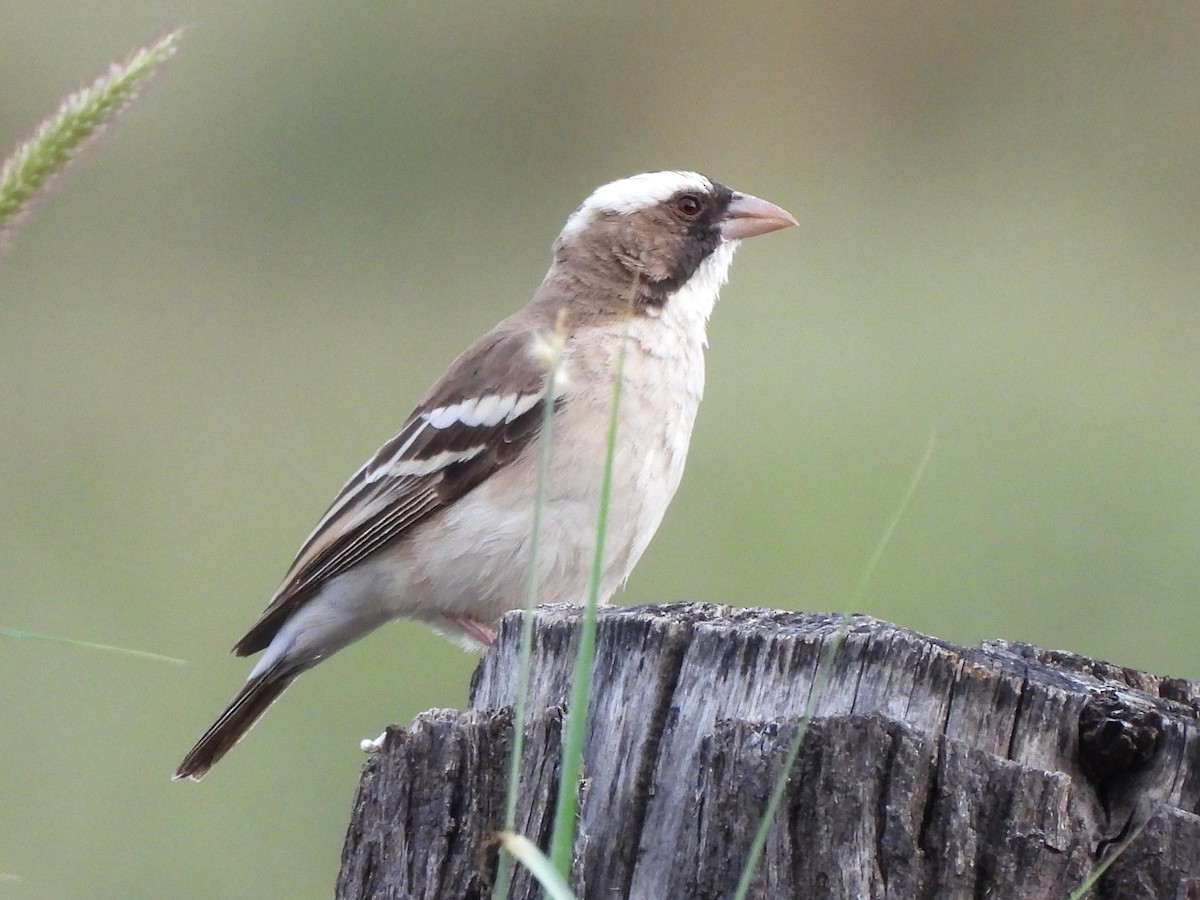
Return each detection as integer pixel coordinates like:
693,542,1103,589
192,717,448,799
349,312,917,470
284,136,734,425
0,28,181,252
2,3,1198,897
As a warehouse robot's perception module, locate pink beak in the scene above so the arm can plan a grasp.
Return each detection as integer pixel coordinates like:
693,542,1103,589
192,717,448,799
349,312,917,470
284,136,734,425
720,191,798,241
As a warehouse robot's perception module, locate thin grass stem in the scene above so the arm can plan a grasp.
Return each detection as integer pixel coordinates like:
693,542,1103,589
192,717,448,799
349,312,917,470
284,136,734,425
499,833,578,900
547,314,631,876
492,314,567,900
1066,810,1156,900
0,627,186,665
732,428,936,900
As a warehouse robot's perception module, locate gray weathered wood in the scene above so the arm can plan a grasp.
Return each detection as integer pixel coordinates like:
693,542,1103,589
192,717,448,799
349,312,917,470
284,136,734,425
337,603,1200,898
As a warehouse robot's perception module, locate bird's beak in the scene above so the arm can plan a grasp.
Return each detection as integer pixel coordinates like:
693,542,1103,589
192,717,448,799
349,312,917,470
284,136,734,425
720,192,798,241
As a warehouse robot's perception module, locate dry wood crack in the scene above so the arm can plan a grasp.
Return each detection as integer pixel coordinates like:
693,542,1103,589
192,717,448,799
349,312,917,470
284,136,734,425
337,603,1200,899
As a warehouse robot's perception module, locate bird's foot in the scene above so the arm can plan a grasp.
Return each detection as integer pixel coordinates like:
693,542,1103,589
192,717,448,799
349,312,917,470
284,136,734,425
444,614,497,646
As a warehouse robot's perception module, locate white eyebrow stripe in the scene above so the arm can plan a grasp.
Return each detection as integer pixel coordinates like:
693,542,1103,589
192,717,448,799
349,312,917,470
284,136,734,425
562,170,713,234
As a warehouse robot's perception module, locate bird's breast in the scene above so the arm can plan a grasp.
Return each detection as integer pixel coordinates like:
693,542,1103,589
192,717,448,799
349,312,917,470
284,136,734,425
400,313,709,624
547,313,708,587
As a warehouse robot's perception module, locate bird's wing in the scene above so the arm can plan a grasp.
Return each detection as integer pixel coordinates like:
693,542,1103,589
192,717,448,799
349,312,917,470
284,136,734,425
232,325,553,656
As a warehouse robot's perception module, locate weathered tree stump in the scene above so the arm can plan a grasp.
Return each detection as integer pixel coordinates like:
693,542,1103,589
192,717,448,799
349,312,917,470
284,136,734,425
336,603,1200,899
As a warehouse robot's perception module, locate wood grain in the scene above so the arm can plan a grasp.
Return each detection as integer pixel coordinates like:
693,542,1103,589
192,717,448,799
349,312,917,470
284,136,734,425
338,603,1200,898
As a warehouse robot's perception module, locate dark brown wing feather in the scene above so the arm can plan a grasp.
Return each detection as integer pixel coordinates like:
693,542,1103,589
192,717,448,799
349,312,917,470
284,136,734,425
173,657,298,780
232,325,550,657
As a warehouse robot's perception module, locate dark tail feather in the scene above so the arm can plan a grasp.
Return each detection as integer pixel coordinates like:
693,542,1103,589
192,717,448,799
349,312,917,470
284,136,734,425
174,663,298,781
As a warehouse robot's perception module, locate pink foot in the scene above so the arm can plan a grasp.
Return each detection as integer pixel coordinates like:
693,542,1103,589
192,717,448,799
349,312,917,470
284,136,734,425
445,614,497,645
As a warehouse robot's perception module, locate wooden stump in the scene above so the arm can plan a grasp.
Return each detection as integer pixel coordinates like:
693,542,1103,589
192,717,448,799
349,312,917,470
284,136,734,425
336,604,1200,898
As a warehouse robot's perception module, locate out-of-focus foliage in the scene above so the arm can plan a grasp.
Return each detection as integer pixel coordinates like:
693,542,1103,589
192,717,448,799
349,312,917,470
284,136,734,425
0,28,181,253
1,4,1196,897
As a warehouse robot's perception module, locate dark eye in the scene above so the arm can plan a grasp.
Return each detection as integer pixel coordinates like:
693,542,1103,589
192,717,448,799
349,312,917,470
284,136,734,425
673,194,703,218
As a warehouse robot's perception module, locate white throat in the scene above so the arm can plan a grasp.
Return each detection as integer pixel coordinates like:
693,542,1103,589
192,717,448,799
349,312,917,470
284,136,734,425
651,240,739,346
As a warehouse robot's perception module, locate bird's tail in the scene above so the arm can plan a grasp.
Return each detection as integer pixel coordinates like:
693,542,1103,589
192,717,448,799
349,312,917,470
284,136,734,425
174,661,298,781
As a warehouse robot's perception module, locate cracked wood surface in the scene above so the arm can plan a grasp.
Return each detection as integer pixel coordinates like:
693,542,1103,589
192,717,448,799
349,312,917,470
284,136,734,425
337,603,1200,899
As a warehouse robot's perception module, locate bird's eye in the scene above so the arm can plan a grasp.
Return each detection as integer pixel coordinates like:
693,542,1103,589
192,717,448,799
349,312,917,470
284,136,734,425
673,194,703,218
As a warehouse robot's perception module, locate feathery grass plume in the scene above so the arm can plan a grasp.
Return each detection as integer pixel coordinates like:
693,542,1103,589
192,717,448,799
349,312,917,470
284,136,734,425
0,27,183,256
732,429,936,900
0,627,187,665
492,310,568,900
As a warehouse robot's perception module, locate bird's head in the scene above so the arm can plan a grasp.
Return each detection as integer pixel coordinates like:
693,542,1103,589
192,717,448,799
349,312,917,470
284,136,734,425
554,171,796,306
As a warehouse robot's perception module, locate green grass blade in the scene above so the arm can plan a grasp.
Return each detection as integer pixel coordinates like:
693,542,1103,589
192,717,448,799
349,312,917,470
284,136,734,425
1066,810,1154,900
499,832,578,900
0,627,186,665
847,429,937,612
547,315,631,876
493,315,567,900
0,27,183,254
732,429,936,900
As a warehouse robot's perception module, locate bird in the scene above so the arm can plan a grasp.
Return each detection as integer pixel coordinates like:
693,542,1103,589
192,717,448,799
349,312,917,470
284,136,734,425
174,170,796,780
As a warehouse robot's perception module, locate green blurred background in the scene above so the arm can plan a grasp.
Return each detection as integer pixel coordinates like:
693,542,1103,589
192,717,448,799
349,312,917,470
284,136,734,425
2,3,1197,896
